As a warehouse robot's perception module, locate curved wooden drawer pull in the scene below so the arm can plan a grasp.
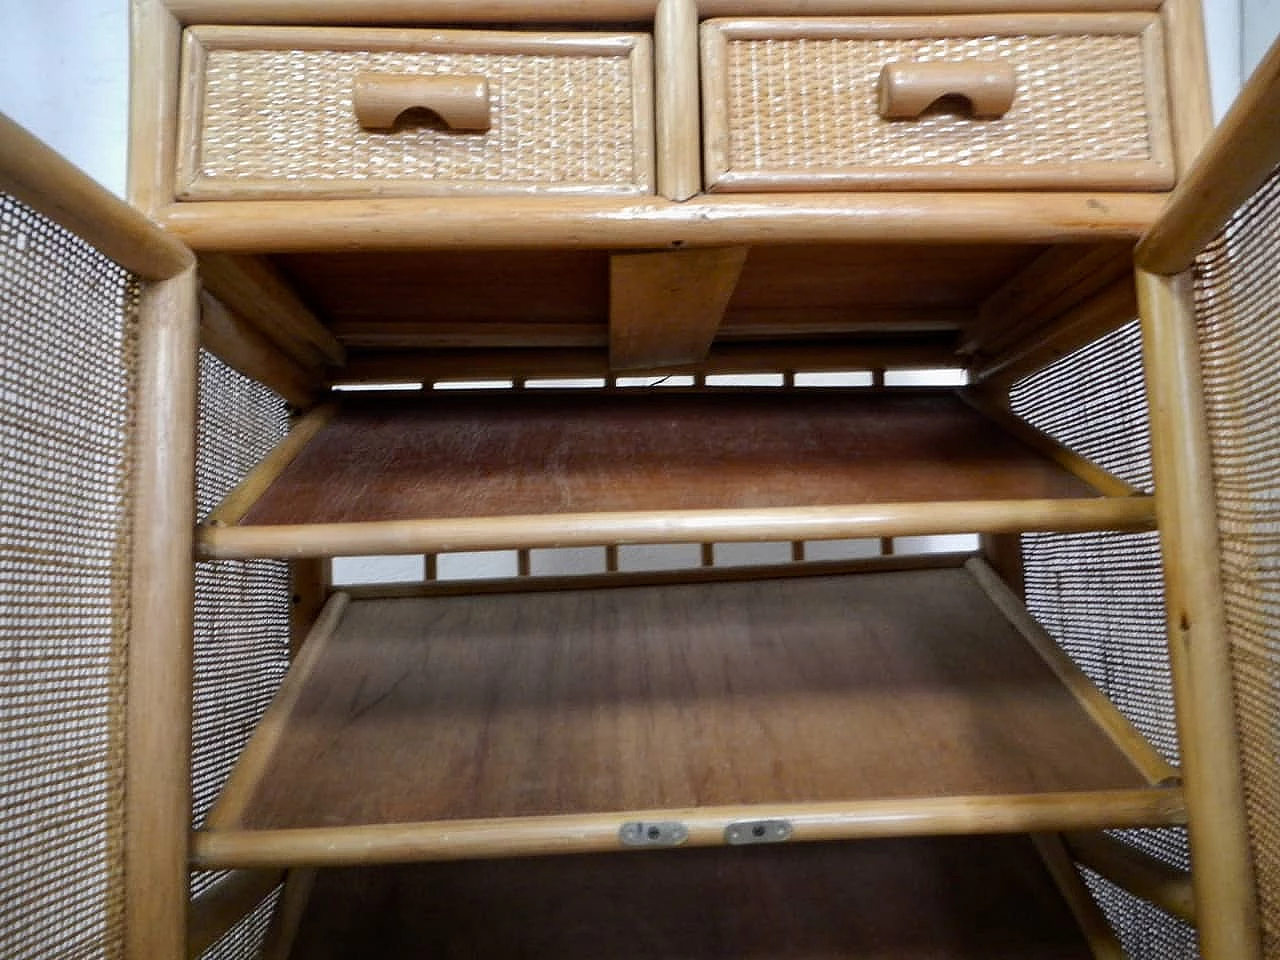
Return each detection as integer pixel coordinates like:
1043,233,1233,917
353,73,492,132
877,61,1016,120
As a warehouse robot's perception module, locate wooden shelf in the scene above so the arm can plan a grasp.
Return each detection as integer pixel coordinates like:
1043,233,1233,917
198,389,1154,560
193,560,1182,868
287,835,1117,959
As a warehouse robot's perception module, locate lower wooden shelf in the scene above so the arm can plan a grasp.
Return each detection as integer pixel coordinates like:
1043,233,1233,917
288,835,1118,959
193,558,1182,869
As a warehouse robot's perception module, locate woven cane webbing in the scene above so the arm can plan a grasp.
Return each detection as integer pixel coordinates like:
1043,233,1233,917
201,890,281,960
191,349,290,946
0,195,138,959
722,33,1152,173
1192,165,1280,956
1012,323,1197,953
1082,868,1199,959
193,43,645,193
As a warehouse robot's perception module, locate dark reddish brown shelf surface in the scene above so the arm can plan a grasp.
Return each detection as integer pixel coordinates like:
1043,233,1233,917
225,568,1147,832
290,836,1097,960
240,390,1096,526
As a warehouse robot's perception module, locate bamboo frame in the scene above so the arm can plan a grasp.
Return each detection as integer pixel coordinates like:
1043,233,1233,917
1032,834,1126,960
259,869,317,960
0,112,191,280
960,387,1143,498
654,0,700,201
187,869,284,960
125,267,200,960
198,497,1155,561
343,551,973,601
1136,269,1261,960
199,293,321,410
156,193,1165,252
192,788,1184,869
339,340,963,384
1137,35,1280,274
1064,831,1196,925
129,0,182,213
158,0,1163,26
968,558,1175,786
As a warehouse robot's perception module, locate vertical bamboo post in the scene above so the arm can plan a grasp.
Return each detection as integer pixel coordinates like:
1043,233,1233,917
655,0,700,201
1136,269,1260,960
125,266,200,960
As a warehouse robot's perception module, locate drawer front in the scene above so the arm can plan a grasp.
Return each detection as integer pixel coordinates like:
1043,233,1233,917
178,27,654,200
701,15,1174,193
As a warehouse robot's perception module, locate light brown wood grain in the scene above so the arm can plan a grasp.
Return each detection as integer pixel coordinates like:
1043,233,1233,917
1137,269,1262,960
655,0,701,200
125,267,200,960
199,293,321,409
352,73,491,132
156,193,1165,252
285,837,1105,960
0,112,191,280
609,247,747,369
1159,0,1217,180
877,61,1016,119
1137,35,1280,274
1065,831,1196,924
198,254,344,370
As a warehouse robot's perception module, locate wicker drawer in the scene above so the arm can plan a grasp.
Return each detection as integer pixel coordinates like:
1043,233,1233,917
177,26,654,200
701,15,1174,193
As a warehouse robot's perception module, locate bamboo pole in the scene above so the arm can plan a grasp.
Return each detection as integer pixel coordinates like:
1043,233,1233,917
129,0,182,214
1137,29,1280,274
1136,269,1261,960
1065,831,1196,925
125,267,200,960
157,193,1164,253
192,788,1185,869
197,497,1157,561
654,0,701,201
0,112,191,280
199,292,321,410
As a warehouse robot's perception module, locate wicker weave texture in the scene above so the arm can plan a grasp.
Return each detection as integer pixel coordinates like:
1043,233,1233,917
191,40,647,195
0,195,138,959
1082,869,1199,959
1193,165,1280,958
191,352,291,958
721,33,1152,172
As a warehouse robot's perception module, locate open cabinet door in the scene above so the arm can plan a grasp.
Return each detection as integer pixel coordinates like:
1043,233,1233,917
0,114,203,960
1133,37,1280,960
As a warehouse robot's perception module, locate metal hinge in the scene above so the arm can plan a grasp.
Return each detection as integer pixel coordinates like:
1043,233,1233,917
724,819,793,845
619,821,689,848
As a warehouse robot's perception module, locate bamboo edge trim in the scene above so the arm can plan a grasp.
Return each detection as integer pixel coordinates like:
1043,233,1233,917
202,402,338,528
202,592,351,832
959,387,1143,498
1064,830,1197,925
0,112,192,280
192,788,1185,868
1032,833,1127,960
341,552,974,601
197,497,1157,561
967,557,1178,786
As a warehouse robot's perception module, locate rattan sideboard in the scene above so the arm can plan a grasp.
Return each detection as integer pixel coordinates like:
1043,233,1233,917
3,1,1278,959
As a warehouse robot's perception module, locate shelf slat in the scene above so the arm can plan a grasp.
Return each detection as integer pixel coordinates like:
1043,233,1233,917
198,390,1151,559
196,565,1182,868
285,837,1113,960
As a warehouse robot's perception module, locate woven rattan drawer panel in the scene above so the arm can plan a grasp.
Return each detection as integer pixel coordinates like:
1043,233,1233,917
177,26,654,200
701,15,1174,193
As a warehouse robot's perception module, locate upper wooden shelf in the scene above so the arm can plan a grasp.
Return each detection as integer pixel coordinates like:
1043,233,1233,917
193,559,1181,868
288,835,1115,959
199,389,1153,560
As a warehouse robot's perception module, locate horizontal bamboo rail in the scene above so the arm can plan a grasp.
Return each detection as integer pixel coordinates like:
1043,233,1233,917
157,193,1164,253
192,788,1185,869
161,0,1161,23
0,112,192,280
1137,36,1280,275
198,497,1156,561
